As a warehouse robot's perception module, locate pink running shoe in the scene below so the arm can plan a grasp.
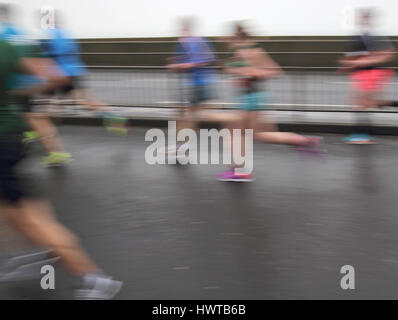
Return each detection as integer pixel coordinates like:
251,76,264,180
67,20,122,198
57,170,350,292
217,171,255,182
295,136,327,157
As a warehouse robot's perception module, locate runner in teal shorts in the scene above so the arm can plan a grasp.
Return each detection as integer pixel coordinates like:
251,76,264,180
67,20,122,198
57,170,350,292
217,23,326,182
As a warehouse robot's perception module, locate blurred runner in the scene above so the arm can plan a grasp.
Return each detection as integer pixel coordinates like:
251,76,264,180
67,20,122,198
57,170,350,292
339,8,396,144
217,23,325,182
40,11,129,137
167,17,217,156
0,4,72,167
0,35,122,299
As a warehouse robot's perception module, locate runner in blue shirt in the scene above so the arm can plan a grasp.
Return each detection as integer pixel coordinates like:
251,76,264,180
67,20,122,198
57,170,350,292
167,17,217,156
0,4,72,166
41,15,129,137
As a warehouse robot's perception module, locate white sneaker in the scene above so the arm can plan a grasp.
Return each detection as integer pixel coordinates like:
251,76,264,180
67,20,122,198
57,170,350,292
75,274,123,300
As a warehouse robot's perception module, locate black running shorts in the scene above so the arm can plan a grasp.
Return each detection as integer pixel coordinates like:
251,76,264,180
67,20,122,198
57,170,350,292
0,135,27,204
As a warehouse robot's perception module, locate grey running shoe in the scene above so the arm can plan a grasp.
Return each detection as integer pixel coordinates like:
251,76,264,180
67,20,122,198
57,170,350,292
75,274,123,300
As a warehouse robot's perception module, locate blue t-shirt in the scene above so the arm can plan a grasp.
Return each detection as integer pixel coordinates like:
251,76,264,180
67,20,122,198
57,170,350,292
174,36,216,86
0,23,22,42
42,28,86,77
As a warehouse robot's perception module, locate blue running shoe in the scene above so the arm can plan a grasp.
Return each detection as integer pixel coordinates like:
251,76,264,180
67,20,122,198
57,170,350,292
342,134,376,144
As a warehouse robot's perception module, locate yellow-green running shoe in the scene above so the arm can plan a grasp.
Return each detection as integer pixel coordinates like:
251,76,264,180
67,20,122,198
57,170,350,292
102,114,129,136
42,152,72,167
106,126,129,136
22,131,40,143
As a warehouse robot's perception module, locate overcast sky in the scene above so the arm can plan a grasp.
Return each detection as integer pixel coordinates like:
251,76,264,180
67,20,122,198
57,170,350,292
5,0,398,38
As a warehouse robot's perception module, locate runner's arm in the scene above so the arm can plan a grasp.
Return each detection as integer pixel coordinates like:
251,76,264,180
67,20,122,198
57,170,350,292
254,48,283,78
352,49,395,68
12,57,69,95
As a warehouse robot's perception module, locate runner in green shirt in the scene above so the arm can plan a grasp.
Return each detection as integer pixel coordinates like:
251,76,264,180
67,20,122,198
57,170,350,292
0,38,123,299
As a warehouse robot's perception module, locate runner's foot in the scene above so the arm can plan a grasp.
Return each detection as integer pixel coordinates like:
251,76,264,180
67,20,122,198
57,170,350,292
22,131,40,143
102,114,129,136
217,170,254,182
296,136,327,156
42,152,72,167
75,274,123,300
342,133,377,145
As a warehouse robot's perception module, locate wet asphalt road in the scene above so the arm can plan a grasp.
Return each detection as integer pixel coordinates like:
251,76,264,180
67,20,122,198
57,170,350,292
2,126,398,299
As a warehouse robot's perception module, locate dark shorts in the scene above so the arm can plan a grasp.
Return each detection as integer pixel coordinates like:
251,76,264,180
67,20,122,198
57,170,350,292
69,76,85,91
184,85,214,106
45,76,86,96
0,135,27,204
14,95,33,113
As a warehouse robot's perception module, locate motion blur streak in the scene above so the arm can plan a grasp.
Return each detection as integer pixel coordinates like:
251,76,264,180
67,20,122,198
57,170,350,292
0,2,397,300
